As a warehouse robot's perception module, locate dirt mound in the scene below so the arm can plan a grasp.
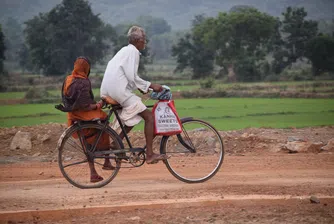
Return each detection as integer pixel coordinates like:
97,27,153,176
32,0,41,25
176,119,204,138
221,126,334,155
1,124,333,163
0,123,66,162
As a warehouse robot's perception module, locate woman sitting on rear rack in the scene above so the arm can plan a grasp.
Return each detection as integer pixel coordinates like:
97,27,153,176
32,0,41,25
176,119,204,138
58,56,114,183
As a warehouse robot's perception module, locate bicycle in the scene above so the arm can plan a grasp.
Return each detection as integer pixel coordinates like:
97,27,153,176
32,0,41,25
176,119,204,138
56,96,225,189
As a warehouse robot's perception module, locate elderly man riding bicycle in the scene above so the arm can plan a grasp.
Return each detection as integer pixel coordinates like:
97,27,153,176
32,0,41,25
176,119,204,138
100,26,169,165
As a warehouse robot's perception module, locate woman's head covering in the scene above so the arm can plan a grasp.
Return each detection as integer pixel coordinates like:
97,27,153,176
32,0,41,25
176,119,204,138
72,56,91,79
64,56,91,94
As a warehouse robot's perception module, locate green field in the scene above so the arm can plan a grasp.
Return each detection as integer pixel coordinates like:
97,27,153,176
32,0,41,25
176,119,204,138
1,98,334,130
0,92,26,100
48,89,101,98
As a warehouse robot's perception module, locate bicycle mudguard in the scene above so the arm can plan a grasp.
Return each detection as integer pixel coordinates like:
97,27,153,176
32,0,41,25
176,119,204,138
181,117,193,122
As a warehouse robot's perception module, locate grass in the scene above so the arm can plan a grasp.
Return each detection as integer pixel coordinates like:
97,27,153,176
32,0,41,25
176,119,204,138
48,89,101,98
174,98,334,130
0,104,66,127
0,92,26,100
1,98,334,130
0,89,100,100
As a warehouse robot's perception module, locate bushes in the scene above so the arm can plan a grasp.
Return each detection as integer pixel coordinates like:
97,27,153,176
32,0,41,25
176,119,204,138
24,87,60,103
181,89,227,98
25,87,50,99
280,68,313,81
200,77,215,89
180,80,334,99
264,74,280,82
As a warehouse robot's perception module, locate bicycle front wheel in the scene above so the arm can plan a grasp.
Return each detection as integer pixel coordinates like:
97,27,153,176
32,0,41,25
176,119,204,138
160,118,224,183
57,122,123,189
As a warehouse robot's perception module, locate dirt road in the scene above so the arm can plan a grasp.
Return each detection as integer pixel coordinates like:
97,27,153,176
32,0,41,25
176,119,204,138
1,126,333,223
1,153,334,224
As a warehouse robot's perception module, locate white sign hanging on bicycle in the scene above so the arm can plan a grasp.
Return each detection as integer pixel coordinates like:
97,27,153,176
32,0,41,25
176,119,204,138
152,100,182,136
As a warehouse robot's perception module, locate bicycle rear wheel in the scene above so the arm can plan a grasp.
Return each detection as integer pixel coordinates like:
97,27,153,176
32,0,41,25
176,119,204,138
160,118,224,183
57,122,123,189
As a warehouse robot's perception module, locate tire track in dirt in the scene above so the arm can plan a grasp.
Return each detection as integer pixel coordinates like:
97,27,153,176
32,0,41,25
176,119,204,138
1,196,334,223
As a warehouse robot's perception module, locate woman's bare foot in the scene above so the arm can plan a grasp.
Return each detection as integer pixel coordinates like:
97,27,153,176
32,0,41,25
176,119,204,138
90,174,103,183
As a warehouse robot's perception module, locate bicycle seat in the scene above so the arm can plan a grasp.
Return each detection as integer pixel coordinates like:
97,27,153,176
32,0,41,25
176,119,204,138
101,95,119,105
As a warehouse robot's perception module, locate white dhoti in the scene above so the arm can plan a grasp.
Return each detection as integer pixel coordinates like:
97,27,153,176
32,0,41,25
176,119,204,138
111,98,147,131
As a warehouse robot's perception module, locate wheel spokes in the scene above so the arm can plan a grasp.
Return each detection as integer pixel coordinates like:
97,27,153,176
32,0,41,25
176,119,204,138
63,159,88,168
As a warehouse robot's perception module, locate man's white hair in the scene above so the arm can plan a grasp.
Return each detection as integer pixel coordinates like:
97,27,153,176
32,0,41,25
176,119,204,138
127,26,145,43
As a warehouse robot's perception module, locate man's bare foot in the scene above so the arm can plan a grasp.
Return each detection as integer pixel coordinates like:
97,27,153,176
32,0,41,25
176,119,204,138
146,153,170,164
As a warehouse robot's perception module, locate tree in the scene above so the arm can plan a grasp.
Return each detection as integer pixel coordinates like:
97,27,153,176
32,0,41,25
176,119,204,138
113,16,173,61
306,35,334,75
114,23,132,36
150,33,173,60
150,31,185,60
272,7,318,74
24,0,116,75
173,10,277,81
198,9,277,81
318,19,334,37
136,15,171,37
0,24,5,75
135,15,173,61
229,5,254,13
172,15,215,79
18,43,35,74
2,17,23,63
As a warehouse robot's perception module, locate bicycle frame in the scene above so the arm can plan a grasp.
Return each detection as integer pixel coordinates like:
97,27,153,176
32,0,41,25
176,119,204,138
76,104,152,158
76,103,196,161
58,99,224,188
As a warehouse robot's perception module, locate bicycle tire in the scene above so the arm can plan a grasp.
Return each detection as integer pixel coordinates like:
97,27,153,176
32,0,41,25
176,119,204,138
160,118,224,183
57,122,123,189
